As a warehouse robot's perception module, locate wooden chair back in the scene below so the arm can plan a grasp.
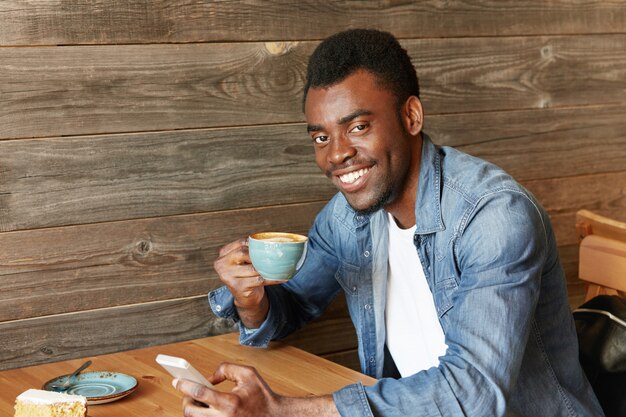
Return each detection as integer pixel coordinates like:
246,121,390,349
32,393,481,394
576,210,626,301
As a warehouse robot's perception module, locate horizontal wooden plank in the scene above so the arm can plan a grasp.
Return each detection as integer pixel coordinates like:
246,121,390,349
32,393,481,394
0,128,333,232
0,293,356,371
0,296,237,370
1,105,625,232
523,171,626,247
1,1,625,45
0,42,313,140
2,35,625,139
432,105,626,182
413,35,626,117
0,203,324,322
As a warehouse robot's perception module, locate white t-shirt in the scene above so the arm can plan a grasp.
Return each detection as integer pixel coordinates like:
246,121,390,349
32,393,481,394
385,212,448,377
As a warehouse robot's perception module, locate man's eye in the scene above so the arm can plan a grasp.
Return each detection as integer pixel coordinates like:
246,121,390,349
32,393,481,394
350,124,367,133
313,135,329,144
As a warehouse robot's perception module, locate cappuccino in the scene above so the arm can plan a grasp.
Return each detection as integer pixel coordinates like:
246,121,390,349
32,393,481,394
248,232,308,281
264,237,297,243
250,232,308,243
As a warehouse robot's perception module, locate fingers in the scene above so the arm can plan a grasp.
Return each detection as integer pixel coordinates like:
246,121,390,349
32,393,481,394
217,238,249,258
213,239,271,310
181,395,218,417
174,364,277,417
214,238,289,289
212,362,266,388
174,379,230,416
214,240,259,283
261,278,288,286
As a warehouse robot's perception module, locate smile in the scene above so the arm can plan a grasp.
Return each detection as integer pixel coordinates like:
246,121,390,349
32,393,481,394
338,168,370,184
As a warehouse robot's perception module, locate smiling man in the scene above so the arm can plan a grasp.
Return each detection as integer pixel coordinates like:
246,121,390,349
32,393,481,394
174,29,604,417
305,69,422,228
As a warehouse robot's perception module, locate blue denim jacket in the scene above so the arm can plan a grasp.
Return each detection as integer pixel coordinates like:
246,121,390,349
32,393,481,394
209,135,603,417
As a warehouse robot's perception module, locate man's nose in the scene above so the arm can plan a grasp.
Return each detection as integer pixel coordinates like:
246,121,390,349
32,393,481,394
328,135,356,165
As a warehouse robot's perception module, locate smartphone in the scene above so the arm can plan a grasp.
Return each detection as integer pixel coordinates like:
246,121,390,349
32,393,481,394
156,354,212,387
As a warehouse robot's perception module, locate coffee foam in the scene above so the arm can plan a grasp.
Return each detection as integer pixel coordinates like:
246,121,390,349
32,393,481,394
263,237,297,242
251,232,308,243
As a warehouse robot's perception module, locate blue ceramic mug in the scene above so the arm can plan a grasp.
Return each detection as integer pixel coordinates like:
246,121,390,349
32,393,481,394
248,232,308,281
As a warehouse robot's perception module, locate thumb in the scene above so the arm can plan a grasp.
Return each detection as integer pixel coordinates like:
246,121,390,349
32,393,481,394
211,362,261,386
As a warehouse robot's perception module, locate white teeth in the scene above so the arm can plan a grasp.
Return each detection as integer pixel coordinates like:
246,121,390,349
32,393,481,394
339,168,369,184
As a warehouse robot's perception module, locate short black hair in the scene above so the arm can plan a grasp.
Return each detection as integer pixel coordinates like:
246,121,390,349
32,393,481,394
302,29,420,110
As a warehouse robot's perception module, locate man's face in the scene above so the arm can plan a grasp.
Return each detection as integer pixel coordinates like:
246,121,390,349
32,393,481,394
304,70,419,215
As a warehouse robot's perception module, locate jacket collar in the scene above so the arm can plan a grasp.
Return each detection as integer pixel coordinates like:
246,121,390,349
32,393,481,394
347,133,445,233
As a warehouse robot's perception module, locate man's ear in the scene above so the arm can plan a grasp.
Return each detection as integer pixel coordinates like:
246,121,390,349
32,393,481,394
402,96,423,136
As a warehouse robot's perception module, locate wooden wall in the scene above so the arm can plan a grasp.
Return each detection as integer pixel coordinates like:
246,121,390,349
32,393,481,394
1,1,625,371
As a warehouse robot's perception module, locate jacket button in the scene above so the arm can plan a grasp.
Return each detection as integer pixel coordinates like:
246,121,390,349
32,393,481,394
215,305,222,312
363,250,370,257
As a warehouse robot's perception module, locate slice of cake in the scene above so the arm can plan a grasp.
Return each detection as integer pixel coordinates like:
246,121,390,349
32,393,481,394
14,389,87,417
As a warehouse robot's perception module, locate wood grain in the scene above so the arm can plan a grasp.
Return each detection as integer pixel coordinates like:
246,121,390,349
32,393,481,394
0,127,332,232
431,105,626,182
524,171,626,247
0,42,312,140
579,235,626,294
2,35,626,140
576,209,626,242
0,295,356,371
559,244,586,309
1,0,625,45
1,105,625,232
0,296,235,370
0,203,324,322
0,333,375,417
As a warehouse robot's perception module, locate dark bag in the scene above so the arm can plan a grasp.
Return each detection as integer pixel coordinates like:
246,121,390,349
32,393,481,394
574,295,626,417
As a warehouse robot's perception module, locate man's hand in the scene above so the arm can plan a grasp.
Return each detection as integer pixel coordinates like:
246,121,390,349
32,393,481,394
213,238,283,328
172,363,339,417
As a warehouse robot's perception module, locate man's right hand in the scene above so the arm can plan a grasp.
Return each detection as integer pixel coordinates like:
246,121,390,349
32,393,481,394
213,238,284,328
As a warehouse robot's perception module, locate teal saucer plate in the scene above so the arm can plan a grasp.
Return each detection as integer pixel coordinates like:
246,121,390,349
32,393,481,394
43,371,138,405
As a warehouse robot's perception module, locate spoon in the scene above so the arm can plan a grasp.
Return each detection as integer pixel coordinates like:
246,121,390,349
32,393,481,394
48,360,92,392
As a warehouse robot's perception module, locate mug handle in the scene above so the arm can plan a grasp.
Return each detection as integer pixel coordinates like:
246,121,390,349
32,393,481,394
295,241,308,271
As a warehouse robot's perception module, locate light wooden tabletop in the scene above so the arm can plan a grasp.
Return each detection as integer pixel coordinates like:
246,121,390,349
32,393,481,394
0,332,375,416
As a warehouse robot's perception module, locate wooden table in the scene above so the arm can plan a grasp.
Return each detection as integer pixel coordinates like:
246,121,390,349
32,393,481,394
0,332,375,416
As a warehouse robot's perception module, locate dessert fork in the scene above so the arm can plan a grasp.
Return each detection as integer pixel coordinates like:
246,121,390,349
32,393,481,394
48,360,92,392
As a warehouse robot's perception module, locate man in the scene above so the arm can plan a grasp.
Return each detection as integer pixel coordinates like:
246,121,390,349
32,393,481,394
173,29,604,417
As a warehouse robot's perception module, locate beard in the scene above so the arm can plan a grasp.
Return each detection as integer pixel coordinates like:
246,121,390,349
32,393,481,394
325,158,393,216
349,186,393,216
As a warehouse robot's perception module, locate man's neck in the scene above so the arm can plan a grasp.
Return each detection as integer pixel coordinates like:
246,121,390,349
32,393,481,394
387,211,416,230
